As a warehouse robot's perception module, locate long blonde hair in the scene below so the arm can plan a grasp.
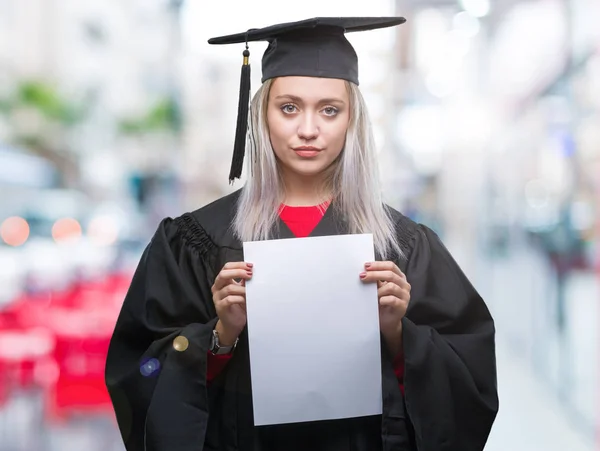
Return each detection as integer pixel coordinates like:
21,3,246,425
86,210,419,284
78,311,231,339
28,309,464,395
232,78,403,260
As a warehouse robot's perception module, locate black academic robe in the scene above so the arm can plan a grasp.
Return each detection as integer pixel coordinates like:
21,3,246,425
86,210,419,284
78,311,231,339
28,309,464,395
105,190,498,451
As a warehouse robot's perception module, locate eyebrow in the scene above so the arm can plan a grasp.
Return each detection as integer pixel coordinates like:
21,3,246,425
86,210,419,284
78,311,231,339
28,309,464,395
274,94,346,105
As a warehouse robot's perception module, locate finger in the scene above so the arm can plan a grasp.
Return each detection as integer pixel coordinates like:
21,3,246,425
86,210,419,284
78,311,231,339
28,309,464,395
377,282,404,298
396,288,411,302
379,295,401,307
381,279,411,294
381,287,411,305
213,268,253,291
222,261,254,270
379,297,409,316
218,284,246,299
213,269,252,291
365,261,405,279
361,270,403,286
218,295,246,307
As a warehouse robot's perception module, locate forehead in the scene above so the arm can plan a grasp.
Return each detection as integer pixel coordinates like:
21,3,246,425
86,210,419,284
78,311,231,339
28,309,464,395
269,76,348,101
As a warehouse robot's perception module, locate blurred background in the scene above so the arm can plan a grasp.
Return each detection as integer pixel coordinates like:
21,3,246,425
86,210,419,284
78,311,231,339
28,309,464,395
0,0,598,449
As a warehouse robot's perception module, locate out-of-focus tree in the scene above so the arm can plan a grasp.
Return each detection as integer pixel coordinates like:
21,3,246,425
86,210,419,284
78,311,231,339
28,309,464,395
0,80,88,186
118,96,181,136
116,94,182,217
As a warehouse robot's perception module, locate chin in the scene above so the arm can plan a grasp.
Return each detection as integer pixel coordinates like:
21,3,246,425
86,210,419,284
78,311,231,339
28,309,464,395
285,161,332,178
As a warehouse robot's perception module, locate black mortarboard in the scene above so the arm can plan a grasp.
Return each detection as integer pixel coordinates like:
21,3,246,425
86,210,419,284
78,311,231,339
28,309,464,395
208,17,407,183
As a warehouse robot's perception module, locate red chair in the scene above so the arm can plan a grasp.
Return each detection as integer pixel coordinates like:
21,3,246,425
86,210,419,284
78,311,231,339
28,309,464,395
44,308,117,422
0,328,56,393
1,270,131,423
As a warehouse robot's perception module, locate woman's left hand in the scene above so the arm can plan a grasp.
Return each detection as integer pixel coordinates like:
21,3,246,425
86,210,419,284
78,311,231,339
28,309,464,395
360,261,411,355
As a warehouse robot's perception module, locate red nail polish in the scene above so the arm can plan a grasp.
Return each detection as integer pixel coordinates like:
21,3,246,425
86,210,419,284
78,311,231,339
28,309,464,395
360,272,367,279
247,263,254,268
365,263,371,268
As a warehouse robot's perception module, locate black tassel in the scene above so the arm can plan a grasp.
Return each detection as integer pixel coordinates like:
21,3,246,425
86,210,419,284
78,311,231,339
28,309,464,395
229,48,251,184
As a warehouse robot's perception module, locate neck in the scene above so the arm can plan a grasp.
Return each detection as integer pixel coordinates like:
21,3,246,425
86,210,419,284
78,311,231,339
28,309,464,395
281,168,331,207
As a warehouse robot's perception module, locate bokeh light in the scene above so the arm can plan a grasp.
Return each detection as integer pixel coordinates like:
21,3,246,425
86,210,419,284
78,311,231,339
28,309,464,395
0,216,30,246
459,0,491,18
87,215,119,246
452,11,480,38
140,358,161,377
51,218,82,243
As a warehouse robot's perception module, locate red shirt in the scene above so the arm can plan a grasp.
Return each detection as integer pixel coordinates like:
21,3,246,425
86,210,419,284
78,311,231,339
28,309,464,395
278,201,331,237
207,202,405,395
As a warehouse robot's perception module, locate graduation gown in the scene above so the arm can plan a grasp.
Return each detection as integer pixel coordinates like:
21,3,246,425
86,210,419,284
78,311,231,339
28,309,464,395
105,190,498,451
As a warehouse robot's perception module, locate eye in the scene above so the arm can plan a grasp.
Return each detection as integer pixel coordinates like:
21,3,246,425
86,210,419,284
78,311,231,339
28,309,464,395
322,106,339,117
281,104,298,114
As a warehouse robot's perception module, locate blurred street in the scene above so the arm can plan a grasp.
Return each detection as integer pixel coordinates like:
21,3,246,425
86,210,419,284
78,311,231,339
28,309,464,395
470,243,598,451
3,341,597,451
486,341,593,451
0,244,596,451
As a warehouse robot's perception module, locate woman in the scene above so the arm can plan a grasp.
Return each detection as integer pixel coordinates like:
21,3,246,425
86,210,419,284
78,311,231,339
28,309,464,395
105,17,498,451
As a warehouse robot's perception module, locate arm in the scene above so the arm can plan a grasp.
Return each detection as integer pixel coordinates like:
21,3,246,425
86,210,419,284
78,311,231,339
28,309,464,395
206,320,236,383
393,350,405,395
402,225,498,451
105,216,217,451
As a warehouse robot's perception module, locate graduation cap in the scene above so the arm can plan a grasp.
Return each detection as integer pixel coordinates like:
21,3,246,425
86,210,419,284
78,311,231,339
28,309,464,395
208,17,407,183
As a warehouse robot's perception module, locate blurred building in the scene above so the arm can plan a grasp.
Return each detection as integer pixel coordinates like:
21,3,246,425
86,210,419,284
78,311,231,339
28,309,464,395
391,0,600,440
0,0,184,220
179,54,243,208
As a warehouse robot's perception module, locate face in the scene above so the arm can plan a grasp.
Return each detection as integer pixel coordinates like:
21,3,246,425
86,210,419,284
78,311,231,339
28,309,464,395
266,76,350,180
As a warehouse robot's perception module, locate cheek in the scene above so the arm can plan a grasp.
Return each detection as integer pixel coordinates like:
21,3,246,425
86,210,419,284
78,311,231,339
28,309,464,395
267,113,290,148
329,118,349,151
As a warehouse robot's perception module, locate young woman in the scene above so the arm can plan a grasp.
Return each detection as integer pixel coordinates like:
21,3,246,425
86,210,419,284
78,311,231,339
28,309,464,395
105,17,498,451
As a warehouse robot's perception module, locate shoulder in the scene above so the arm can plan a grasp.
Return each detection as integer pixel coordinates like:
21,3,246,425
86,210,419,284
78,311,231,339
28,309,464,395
187,188,241,229
383,205,449,265
152,190,240,256
384,204,421,254
159,189,241,256
384,204,419,234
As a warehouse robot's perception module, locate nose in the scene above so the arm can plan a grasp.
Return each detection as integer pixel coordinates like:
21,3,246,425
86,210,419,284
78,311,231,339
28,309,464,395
297,112,318,141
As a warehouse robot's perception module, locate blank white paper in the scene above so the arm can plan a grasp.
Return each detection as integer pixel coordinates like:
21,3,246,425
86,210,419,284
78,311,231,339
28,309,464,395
243,233,382,426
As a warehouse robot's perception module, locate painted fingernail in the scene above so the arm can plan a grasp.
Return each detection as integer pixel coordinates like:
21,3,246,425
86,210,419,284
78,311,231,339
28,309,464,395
246,262,254,268
246,270,253,276
364,262,371,268
359,272,367,279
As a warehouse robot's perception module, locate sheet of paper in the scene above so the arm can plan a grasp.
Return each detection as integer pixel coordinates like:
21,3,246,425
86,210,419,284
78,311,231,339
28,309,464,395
243,233,382,426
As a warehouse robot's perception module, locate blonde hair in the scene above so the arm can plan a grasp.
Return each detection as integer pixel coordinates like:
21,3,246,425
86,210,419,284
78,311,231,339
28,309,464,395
232,78,403,260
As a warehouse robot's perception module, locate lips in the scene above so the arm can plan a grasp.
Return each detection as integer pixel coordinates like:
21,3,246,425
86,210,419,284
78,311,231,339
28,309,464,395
293,147,321,158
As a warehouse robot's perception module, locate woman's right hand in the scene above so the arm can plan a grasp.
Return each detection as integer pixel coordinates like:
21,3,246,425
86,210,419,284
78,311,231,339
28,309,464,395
211,262,253,344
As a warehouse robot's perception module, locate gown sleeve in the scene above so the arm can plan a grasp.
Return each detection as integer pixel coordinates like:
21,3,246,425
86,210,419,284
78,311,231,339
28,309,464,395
105,215,219,451
402,224,498,451
206,352,232,382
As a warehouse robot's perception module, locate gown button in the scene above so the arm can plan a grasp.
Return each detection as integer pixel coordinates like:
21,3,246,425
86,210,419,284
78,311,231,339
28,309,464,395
173,335,189,352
